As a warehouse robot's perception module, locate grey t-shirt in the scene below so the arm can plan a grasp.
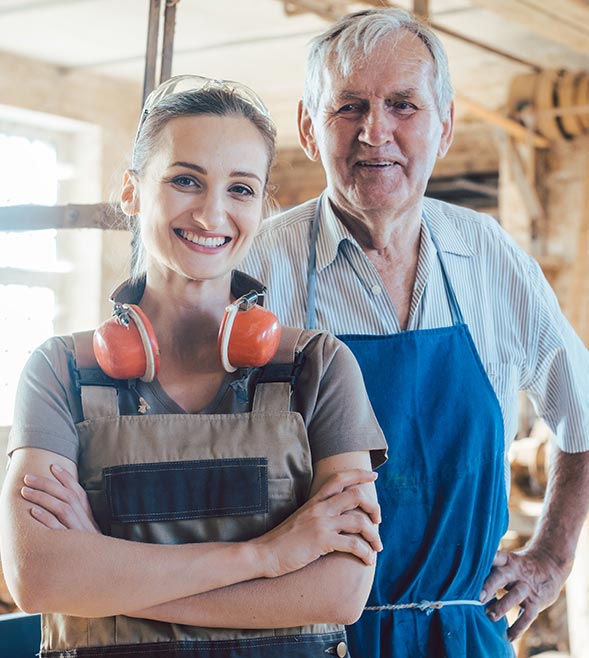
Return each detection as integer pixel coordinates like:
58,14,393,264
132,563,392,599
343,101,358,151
9,327,387,468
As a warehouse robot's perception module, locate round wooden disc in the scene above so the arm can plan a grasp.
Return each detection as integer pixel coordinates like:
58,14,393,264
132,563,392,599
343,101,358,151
574,71,589,132
557,70,584,138
535,69,563,141
507,72,538,125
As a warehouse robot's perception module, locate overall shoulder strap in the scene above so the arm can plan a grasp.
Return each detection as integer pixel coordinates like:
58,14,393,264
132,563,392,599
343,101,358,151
72,331,119,420
251,327,324,412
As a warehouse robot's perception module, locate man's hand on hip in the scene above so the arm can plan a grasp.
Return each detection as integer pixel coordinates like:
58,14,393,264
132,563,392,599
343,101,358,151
479,546,571,641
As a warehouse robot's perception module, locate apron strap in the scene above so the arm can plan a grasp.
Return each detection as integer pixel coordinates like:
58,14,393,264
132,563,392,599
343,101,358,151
252,328,323,412
305,196,323,330
422,213,465,327
72,331,120,420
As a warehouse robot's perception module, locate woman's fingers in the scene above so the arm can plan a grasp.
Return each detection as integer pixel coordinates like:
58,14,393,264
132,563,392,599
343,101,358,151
22,485,84,530
21,467,100,533
29,505,66,530
337,511,383,553
326,485,381,524
331,533,377,566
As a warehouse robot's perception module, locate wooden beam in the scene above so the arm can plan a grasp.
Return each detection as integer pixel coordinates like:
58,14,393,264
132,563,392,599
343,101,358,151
160,0,179,83
456,95,550,148
470,0,589,55
282,0,542,71
413,0,429,19
0,204,126,231
143,0,161,105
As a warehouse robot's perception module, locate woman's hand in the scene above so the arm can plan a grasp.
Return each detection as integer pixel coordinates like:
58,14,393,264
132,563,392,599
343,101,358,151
20,464,100,534
20,463,381,580
252,468,382,578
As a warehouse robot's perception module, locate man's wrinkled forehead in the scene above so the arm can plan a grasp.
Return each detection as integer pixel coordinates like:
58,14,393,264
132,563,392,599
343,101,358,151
326,29,435,81
320,32,436,99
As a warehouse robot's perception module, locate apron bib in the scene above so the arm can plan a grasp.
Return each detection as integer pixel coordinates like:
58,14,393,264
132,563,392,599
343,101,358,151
41,329,348,658
306,196,513,658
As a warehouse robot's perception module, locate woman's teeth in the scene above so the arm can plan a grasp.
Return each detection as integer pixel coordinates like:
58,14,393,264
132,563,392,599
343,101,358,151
177,229,228,247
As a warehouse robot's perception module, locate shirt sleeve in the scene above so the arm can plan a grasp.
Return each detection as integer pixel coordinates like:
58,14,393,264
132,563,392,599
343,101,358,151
522,256,589,453
293,332,388,468
7,336,82,463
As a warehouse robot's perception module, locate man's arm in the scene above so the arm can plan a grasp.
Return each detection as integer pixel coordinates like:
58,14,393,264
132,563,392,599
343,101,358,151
481,446,589,640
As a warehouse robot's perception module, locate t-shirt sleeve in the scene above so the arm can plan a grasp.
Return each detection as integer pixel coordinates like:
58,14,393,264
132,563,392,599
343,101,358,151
294,332,388,468
7,336,82,463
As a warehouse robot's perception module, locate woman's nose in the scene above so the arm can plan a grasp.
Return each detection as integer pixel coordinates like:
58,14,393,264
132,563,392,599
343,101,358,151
192,192,225,231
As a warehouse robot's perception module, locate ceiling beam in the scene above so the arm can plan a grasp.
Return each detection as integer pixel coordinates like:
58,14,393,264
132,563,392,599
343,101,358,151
470,0,589,55
281,0,542,71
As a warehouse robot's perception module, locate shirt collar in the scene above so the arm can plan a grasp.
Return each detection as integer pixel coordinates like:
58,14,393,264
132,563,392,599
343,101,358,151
315,192,475,270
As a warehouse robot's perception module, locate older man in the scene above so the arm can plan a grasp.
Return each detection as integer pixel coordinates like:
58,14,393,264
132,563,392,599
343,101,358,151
243,8,589,657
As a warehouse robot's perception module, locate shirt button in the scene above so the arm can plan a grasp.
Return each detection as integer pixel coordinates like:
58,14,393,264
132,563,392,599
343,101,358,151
336,641,348,657
371,284,382,295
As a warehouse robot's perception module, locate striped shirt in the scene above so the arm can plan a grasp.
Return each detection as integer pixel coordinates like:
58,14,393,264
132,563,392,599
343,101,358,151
243,193,589,454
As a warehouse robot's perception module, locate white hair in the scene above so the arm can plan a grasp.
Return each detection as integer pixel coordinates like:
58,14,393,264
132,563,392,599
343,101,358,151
303,8,454,119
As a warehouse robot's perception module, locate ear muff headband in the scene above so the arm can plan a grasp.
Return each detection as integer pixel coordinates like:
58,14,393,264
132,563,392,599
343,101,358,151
219,301,240,373
123,304,157,382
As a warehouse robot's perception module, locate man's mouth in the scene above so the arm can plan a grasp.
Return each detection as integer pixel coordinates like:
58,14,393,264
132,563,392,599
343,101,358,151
175,229,230,247
356,160,401,168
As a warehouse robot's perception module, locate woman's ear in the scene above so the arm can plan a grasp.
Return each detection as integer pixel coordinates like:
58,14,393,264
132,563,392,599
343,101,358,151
297,100,320,162
120,170,140,216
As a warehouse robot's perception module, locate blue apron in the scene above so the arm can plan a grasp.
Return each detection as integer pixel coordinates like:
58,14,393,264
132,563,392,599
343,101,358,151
306,197,513,658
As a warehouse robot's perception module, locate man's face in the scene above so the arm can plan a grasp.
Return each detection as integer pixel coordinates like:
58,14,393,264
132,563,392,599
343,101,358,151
299,31,454,223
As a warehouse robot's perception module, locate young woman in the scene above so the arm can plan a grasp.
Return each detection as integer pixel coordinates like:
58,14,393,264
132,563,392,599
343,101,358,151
0,75,386,657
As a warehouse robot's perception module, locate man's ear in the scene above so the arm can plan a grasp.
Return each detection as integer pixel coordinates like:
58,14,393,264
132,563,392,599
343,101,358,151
297,100,320,162
437,100,455,159
120,170,140,216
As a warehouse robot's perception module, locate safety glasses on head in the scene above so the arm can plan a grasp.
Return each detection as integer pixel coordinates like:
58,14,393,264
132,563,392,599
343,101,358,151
135,74,271,142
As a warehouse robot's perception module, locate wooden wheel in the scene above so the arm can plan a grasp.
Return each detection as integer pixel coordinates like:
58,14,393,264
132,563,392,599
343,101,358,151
575,71,589,133
507,72,538,126
535,69,562,141
556,70,584,138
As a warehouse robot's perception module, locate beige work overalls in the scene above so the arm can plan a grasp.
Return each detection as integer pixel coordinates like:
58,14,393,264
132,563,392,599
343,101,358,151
40,328,349,658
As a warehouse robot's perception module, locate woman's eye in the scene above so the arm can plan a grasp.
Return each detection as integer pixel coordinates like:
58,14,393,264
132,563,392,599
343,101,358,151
230,184,255,197
171,175,197,188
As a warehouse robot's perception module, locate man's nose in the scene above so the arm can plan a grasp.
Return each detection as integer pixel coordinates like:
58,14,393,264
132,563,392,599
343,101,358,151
358,106,394,146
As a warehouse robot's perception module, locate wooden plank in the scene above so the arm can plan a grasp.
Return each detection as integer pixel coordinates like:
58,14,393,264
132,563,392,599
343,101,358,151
0,204,126,232
413,0,429,19
471,0,589,55
457,94,550,148
143,0,162,105
160,0,178,84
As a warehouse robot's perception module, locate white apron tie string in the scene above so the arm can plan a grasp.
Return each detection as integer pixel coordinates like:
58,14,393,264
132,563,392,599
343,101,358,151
364,599,484,616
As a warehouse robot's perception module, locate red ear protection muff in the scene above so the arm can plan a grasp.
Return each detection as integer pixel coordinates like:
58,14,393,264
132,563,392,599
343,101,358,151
217,291,281,372
93,291,281,381
93,303,161,382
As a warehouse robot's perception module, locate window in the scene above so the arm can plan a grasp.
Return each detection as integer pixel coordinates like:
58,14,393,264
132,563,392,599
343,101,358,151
0,109,102,426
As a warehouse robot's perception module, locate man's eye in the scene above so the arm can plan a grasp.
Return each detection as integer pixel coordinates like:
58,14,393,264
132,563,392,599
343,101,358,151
338,103,361,114
390,101,416,113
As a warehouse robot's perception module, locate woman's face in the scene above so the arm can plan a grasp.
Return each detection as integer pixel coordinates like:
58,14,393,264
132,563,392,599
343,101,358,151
125,114,269,285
